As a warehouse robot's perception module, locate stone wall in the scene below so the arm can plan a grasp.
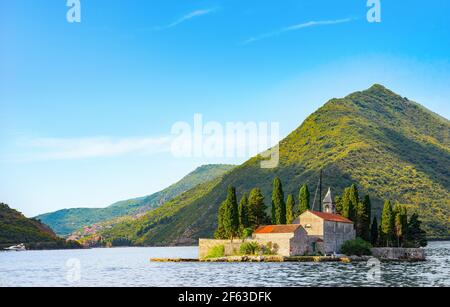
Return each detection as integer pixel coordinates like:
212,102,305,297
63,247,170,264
289,228,309,256
253,233,294,256
199,234,303,258
198,239,247,259
323,221,356,254
297,211,324,236
371,248,426,261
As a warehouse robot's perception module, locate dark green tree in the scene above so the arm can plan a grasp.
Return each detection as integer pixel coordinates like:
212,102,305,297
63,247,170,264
271,177,286,225
363,195,372,225
349,184,359,203
214,201,227,239
349,184,359,222
341,187,355,221
223,186,239,240
298,184,310,215
380,200,395,247
335,196,343,215
286,195,295,224
394,204,408,247
405,213,427,248
238,193,250,231
370,217,379,246
356,195,371,241
248,188,267,228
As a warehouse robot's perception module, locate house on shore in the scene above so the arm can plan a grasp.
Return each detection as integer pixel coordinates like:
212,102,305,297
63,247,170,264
199,188,356,258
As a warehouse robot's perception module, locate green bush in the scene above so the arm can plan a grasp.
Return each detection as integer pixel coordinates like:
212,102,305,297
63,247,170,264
341,238,373,256
239,242,260,255
240,228,253,239
205,245,225,259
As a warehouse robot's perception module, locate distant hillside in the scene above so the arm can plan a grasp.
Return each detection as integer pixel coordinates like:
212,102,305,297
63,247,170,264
36,164,235,236
0,203,80,250
98,85,450,245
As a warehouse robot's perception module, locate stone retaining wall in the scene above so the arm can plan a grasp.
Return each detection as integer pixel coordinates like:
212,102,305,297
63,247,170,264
371,248,426,261
199,239,253,259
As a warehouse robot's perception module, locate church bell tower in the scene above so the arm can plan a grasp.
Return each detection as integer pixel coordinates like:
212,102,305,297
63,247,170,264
322,188,336,214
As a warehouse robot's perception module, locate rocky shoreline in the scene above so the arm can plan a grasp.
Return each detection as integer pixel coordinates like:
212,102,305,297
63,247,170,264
152,255,374,263
150,248,426,263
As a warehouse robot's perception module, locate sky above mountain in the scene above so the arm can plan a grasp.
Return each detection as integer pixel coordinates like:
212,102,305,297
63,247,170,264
1,0,449,216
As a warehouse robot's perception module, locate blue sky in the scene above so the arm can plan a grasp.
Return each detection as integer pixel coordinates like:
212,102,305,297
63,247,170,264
1,0,449,216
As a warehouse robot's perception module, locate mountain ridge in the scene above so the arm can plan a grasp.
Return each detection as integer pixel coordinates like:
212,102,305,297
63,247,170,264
0,203,80,249
96,84,449,245
36,164,235,236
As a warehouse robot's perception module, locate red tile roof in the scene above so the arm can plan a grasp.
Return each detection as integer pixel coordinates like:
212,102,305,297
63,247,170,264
254,224,301,234
308,211,353,224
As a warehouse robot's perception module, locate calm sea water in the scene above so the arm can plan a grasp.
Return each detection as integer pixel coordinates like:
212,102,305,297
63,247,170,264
0,241,448,287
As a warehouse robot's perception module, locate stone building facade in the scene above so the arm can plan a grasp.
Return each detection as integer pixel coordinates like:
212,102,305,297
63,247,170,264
253,225,308,256
294,211,356,254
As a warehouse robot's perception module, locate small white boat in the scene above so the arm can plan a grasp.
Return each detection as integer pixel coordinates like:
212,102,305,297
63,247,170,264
4,243,26,251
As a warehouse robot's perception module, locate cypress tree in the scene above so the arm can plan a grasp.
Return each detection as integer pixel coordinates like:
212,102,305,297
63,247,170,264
223,186,239,240
248,188,267,228
335,196,343,215
341,188,353,220
381,200,395,247
271,196,276,224
356,202,368,241
286,195,295,224
378,224,382,246
393,204,408,247
405,213,427,248
370,217,379,246
400,206,408,244
298,184,310,215
272,177,286,225
363,195,372,225
349,184,359,222
215,201,227,239
238,193,250,231
230,187,239,238
356,195,371,241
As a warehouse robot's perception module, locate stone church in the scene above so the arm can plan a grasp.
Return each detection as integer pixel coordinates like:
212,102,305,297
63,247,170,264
253,188,356,256
199,188,356,259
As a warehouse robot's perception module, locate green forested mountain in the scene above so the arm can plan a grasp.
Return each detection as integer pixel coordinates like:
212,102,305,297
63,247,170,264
0,203,80,249
36,164,235,236
95,85,450,245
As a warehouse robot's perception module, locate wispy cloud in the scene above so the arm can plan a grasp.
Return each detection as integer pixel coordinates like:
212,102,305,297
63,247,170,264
14,136,173,161
242,18,354,45
157,8,218,30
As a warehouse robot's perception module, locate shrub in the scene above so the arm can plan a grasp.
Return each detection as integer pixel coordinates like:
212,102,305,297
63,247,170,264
240,228,253,239
341,238,373,256
205,245,225,259
239,242,260,255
